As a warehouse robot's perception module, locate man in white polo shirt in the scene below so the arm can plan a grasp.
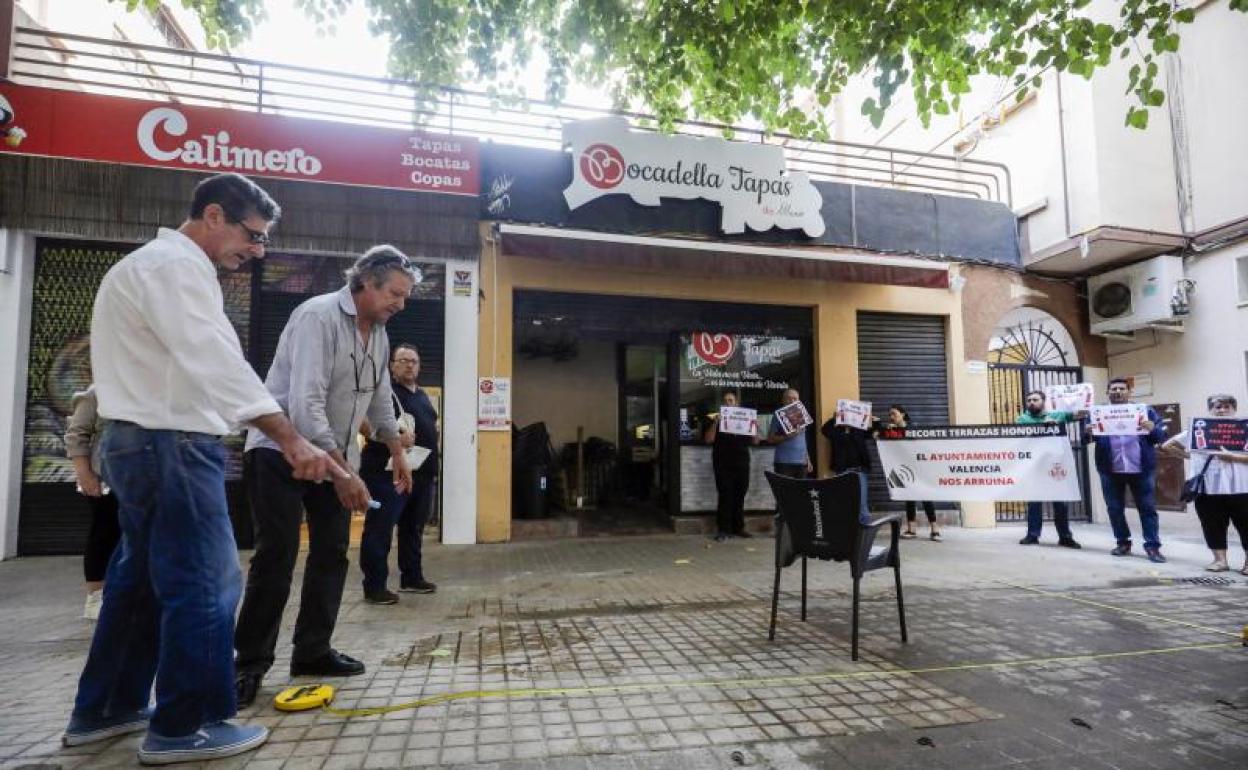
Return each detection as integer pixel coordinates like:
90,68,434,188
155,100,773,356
63,173,343,766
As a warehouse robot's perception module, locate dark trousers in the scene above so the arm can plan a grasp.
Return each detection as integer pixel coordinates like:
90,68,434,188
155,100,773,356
905,501,936,523
713,453,750,535
1025,501,1073,540
773,463,808,479
360,472,434,592
235,448,351,676
83,491,121,583
1099,471,1160,549
1194,493,1248,551
73,423,240,737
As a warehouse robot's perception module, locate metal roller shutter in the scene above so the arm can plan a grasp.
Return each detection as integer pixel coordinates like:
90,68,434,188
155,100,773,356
856,311,950,511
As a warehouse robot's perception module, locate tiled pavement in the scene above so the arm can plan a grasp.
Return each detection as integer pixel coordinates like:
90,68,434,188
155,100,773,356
0,511,1245,769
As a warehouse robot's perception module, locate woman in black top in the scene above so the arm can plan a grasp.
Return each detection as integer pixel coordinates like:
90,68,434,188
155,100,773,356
705,392,758,542
888,405,941,541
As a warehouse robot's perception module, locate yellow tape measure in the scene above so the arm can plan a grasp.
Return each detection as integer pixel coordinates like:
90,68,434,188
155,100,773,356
274,684,336,712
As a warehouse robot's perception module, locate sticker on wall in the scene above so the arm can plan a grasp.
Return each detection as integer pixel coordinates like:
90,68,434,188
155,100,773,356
478,377,512,431
452,269,474,297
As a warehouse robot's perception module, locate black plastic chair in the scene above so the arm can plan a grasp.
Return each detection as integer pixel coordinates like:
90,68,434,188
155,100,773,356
765,471,908,661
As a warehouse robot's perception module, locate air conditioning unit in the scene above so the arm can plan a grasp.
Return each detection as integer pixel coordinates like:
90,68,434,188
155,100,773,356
1087,255,1187,336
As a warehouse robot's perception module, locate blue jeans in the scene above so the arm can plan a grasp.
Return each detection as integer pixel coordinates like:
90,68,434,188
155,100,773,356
1025,501,1072,540
72,422,241,737
1099,471,1161,550
360,472,434,592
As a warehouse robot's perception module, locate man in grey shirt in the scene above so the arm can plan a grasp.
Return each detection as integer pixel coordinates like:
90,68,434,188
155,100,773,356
234,246,415,707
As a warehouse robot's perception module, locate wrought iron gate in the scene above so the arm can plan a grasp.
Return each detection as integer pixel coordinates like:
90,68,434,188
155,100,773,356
987,364,1092,523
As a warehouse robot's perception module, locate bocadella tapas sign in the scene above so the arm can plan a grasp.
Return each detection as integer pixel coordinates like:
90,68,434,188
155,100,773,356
563,117,825,237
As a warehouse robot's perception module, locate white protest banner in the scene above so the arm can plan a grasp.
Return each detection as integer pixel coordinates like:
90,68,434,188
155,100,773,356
835,399,873,430
1089,404,1148,436
1044,383,1094,413
875,424,1081,502
774,401,813,435
719,406,758,436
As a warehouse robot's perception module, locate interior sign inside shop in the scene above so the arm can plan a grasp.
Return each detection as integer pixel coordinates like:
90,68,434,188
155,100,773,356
563,117,825,237
684,333,797,391
876,424,1081,502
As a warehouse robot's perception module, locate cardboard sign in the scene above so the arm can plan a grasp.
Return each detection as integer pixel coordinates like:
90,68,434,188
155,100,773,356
1089,404,1149,436
834,399,873,430
774,401,813,435
1044,383,1094,413
718,406,758,436
1190,418,1248,452
875,423,1080,502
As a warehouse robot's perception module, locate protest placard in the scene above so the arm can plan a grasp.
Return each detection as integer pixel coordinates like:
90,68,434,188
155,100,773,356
719,406,758,436
1089,404,1148,436
774,401,813,435
1044,383,1094,413
1191,418,1248,452
834,399,873,430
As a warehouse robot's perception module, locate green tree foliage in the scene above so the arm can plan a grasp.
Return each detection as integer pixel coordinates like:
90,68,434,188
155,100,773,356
125,0,1246,136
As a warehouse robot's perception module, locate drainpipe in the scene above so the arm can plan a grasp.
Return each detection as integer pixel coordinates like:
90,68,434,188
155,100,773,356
0,0,15,82
1055,72,1072,238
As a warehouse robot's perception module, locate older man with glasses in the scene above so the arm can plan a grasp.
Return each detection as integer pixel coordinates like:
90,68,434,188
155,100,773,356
358,343,440,604
233,246,416,708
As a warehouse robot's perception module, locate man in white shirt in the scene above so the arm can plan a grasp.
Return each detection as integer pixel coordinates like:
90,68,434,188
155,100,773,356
64,173,344,766
233,246,414,708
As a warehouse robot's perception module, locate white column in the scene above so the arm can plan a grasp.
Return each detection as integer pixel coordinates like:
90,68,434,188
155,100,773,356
440,258,479,544
0,230,36,559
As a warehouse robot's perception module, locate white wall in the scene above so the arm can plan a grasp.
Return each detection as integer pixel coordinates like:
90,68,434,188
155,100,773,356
1106,243,1248,431
0,230,36,559
441,258,478,545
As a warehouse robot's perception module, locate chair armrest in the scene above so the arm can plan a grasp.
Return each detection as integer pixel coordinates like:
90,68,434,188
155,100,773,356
855,514,900,570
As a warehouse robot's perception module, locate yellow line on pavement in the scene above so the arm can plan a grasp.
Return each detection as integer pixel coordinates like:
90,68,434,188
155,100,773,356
322,640,1239,718
995,580,1243,639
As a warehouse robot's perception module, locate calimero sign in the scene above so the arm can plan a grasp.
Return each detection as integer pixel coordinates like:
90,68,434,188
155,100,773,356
563,117,825,237
0,83,479,195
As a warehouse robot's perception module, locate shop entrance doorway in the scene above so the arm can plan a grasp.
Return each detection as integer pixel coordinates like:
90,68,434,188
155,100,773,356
511,290,814,536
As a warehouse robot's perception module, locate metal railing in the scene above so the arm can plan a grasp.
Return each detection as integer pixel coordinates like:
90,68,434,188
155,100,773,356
10,26,1012,206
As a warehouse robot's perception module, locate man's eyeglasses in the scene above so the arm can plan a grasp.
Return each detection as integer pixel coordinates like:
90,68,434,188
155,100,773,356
224,213,272,246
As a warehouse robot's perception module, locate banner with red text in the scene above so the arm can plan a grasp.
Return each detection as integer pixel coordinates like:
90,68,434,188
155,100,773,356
875,424,1081,502
0,83,478,195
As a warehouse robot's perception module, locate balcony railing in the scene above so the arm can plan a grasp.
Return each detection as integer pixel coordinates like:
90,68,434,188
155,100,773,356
10,26,1012,206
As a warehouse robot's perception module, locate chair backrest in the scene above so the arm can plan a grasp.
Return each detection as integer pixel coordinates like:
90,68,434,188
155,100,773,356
766,471,869,563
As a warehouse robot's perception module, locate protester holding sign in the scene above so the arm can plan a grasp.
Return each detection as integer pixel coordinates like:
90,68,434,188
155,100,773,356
705,392,759,542
1161,393,1248,574
768,389,812,478
887,405,941,541
1083,378,1168,562
1016,390,1084,549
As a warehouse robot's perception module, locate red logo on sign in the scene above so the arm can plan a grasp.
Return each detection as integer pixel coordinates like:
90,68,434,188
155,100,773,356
692,333,735,366
579,143,625,189
480,380,494,395
1048,463,1068,480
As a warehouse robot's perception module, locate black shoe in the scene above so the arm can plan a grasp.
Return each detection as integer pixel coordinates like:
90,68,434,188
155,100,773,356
1019,536,1039,545
399,580,437,594
1145,547,1166,563
712,533,729,542
1111,544,1132,557
290,649,365,678
364,589,399,605
235,672,262,709
1058,538,1082,549
734,531,752,539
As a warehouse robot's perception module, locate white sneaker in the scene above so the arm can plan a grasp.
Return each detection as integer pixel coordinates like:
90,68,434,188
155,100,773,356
83,589,103,621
